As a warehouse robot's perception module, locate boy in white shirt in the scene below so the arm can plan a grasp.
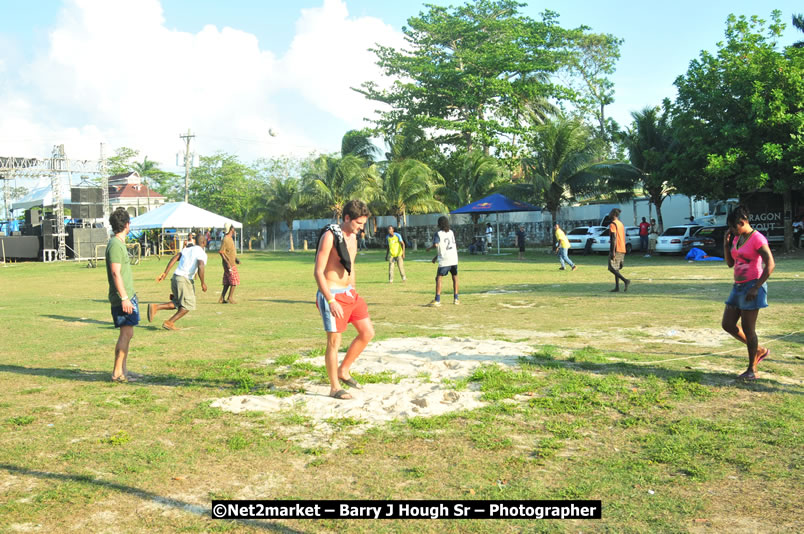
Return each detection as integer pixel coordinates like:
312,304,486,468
148,233,208,330
426,216,459,307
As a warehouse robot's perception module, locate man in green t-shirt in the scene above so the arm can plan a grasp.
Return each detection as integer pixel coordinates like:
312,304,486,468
105,208,140,382
385,226,406,283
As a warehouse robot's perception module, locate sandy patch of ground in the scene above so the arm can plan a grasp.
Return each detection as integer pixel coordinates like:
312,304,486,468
638,327,733,347
212,337,534,448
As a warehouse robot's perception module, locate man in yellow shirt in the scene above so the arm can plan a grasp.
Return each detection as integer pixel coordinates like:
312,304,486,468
385,226,406,283
607,208,630,292
554,222,576,271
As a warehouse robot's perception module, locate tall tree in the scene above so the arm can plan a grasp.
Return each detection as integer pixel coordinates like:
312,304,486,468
106,147,139,176
672,10,804,249
302,155,380,222
341,129,382,164
793,13,804,48
624,105,678,233
357,0,586,163
517,118,615,227
190,153,259,224
562,30,623,149
263,176,305,251
441,151,506,227
380,159,446,228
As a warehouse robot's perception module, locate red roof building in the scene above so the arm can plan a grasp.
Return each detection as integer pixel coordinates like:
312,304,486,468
108,172,166,217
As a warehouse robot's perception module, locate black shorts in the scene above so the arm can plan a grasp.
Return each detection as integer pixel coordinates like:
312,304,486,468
436,265,458,277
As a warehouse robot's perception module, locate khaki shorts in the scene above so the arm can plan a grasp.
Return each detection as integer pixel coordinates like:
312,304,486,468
609,252,625,271
171,275,196,311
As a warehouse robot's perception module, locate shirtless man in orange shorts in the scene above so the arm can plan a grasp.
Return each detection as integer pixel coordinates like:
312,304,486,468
314,200,375,400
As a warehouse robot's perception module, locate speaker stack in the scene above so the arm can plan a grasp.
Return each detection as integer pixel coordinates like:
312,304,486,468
70,187,104,220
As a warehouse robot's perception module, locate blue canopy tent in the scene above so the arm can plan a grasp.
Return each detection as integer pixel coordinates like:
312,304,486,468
450,193,541,254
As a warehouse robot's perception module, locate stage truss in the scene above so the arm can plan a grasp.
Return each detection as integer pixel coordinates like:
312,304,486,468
0,145,109,261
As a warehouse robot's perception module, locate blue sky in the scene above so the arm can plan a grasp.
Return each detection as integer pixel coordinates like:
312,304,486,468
0,0,801,173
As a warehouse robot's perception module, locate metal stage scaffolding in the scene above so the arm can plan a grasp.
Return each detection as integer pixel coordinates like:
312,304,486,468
0,144,109,261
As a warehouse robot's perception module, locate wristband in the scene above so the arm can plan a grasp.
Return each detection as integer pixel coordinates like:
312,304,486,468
121,296,130,301
327,298,336,305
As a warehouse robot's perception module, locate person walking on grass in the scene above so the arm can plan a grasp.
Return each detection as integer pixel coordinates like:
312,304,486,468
385,225,406,283
516,225,526,260
426,216,459,307
554,222,576,271
314,200,375,401
148,234,208,331
218,222,240,304
106,208,141,383
721,206,775,380
607,208,630,292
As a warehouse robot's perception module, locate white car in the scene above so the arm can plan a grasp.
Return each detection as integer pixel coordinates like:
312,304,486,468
565,226,607,252
590,226,642,254
656,225,703,254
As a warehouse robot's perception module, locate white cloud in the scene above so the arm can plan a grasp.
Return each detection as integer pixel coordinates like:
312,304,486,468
0,0,403,168
278,0,403,126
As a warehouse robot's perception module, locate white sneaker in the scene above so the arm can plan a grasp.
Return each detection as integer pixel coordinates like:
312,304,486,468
453,298,460,305
426,299,441,307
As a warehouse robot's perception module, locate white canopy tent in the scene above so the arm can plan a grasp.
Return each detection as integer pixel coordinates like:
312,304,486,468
129,202,243,253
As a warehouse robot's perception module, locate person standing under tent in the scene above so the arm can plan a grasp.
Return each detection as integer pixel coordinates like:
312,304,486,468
516,225,526,260
485,222,493,248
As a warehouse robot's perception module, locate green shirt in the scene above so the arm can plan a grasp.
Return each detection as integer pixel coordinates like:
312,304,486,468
106,236,134,306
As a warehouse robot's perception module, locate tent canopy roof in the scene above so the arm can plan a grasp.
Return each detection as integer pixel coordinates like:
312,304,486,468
129,202,242,230
450,193,541,214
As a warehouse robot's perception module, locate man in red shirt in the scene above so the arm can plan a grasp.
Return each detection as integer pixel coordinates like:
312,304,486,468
608,209,631,292
639,217,650,255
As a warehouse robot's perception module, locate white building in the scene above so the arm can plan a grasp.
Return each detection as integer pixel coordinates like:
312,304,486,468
108,172,165,217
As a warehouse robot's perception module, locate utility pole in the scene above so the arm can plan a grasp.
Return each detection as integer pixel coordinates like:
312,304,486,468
179,129,195,203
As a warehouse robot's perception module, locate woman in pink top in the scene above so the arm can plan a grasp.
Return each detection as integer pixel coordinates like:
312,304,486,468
721,206,775,380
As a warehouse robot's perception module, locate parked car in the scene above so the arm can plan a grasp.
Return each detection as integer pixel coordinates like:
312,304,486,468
566,226,607,252
590,226,642,254
655,225,702,254
682,225,728,256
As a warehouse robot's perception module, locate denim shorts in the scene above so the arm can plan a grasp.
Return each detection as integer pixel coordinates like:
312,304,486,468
111,294,140,328
725,280,768,310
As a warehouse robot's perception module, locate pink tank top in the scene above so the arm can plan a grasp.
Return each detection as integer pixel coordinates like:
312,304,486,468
731,230,768,283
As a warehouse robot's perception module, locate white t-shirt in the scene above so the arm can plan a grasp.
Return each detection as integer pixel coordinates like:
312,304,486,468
433,230,458,267
485,225,493,242
174,245,208,280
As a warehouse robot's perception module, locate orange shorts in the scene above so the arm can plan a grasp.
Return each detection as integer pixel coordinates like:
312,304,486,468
316,287,369,333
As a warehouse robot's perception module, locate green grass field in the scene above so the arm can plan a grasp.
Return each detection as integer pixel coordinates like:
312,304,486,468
1,247,802,533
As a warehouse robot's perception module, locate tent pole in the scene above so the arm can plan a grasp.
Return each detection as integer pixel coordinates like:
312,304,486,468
496,213,500,255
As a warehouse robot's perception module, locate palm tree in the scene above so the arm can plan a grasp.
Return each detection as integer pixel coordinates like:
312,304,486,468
263,176,305,251
130,157,159,213
793,13,804,48
517,118,614,227
302,154,380,222
624,106,677,233
380,159,446,228
441,151,506,228
341,130,382,164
